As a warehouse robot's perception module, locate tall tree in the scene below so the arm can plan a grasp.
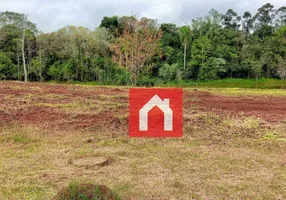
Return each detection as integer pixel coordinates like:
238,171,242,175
0,11,37,82
179,26,192,69
276,6,286,27
159,23,181,64
222,9,241,30
242,11,253,40
254,3,276,27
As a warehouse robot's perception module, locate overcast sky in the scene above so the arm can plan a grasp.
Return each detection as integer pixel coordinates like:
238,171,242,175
0,0,284,33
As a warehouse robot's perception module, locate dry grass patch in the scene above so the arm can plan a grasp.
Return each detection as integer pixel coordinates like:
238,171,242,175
0,124,42,144
184,110,266,141
33,95,127,116
0,122,285,199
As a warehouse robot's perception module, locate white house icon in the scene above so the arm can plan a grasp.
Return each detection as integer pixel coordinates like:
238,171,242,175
139,94,173,131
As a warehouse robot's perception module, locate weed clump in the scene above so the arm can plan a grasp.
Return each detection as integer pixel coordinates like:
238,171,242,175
53,182,119,200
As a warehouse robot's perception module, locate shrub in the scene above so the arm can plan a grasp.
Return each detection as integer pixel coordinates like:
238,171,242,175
0,52,16,80
137,75,156,86
159,63,180,82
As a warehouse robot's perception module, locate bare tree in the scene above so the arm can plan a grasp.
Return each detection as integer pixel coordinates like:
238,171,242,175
110,17,162,85
21,15,28,82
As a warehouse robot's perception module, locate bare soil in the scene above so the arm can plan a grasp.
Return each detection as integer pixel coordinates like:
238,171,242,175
0,82,128,131
1,81,286,131
188,91,286,123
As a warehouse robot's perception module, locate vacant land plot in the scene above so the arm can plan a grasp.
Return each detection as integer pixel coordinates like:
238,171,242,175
0,81,286,200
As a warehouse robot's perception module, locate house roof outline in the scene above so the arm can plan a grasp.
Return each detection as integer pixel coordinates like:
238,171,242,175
139,94,173,131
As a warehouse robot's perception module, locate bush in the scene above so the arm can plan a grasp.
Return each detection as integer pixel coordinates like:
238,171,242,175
137,75,156,86
158,63,180,82
197,58,227,81
0,52,16,80
90,58,131,85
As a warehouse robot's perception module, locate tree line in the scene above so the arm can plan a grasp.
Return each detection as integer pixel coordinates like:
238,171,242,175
0,3,286,85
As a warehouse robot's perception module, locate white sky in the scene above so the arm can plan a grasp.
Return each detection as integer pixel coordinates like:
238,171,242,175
0,0,284,33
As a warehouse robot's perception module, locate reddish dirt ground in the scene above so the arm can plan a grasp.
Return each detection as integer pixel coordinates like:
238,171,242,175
1,81,286,130
188,91,286,123
0,82,128,131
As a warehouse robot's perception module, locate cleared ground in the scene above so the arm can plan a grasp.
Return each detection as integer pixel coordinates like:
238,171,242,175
0,81,286,200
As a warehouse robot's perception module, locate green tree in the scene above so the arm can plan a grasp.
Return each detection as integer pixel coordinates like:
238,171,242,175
254,3,276,27
276,6,286,27
242,11,253,40
159,23,181,64
0,11,37,82
99,16,119,36
253,3,276,39
251,60,262,80
198,57,227,81
222,9,241,30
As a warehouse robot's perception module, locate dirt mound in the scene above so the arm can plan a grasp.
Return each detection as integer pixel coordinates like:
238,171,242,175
53,183,117,200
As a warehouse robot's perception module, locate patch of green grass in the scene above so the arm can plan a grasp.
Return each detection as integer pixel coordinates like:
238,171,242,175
12,134,36,143
47,80,126,88
73,146,95,159
262,131,286,141
54,181,120,200
48,78,286,90
199,88,286,97
161,78,286,89
0,125,40,144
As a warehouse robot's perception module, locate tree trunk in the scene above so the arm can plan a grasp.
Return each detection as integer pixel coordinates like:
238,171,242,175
22,30,27,82
76,65,79,81
183,44,187,69
201,47,204,67
17,53,20,81
134,70,137,86
39,50,42,82
21,17,28,82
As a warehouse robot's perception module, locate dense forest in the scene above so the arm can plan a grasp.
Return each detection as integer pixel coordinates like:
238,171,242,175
0,3,286,85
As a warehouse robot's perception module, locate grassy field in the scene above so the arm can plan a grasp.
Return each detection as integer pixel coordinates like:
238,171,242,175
63,78,286,89
0,81,286,200
162,78,286,89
